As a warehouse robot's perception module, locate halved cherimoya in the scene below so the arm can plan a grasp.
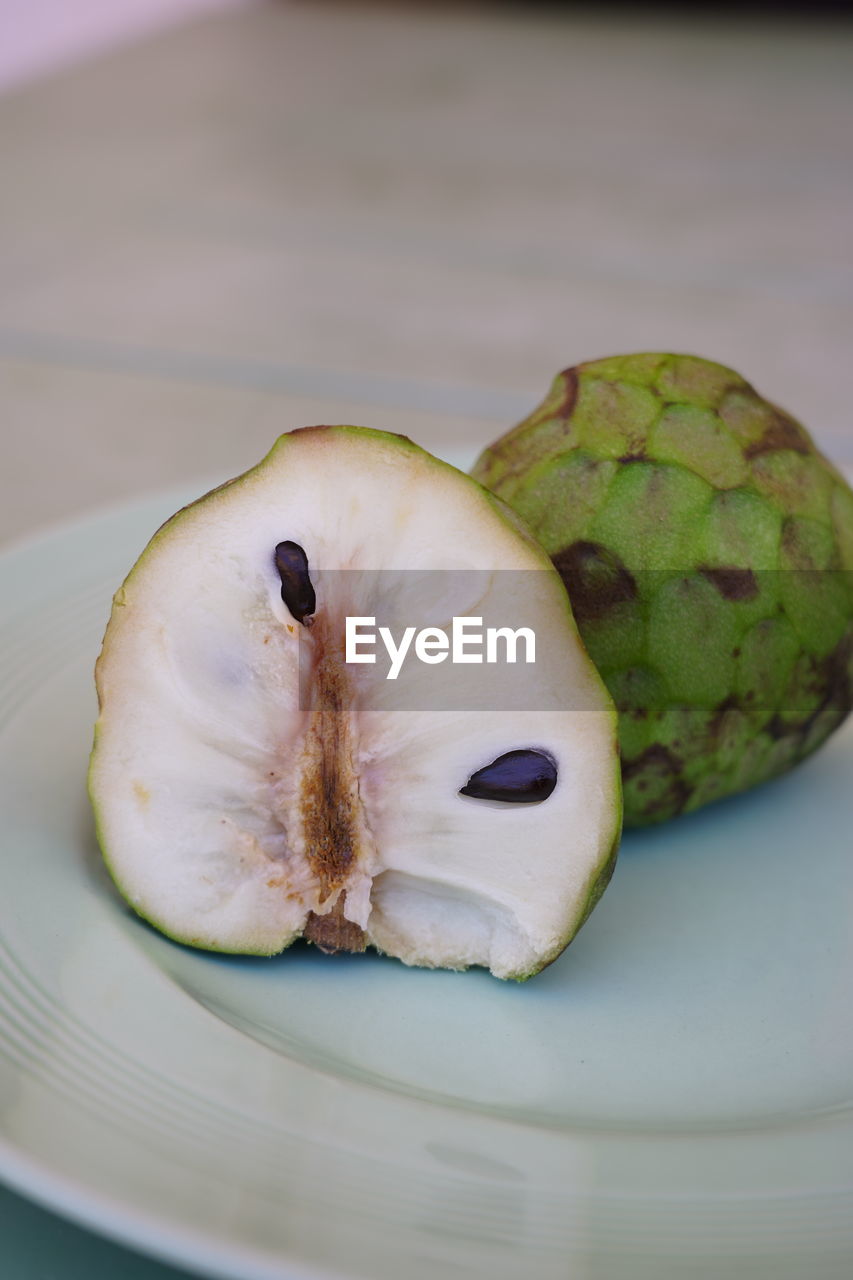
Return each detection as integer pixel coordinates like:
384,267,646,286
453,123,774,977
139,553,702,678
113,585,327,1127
89,427,622,979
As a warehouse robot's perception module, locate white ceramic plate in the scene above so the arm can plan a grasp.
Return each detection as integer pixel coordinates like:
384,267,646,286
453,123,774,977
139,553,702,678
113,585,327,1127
1,465,852,1280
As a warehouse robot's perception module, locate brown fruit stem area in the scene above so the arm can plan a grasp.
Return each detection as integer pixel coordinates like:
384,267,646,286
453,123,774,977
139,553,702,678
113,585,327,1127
298,619,368,953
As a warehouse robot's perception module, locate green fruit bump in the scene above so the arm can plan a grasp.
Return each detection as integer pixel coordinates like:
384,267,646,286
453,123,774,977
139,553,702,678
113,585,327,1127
472,353,853,827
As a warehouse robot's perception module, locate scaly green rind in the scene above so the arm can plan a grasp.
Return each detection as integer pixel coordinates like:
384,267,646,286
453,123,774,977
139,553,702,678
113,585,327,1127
473,354,853,827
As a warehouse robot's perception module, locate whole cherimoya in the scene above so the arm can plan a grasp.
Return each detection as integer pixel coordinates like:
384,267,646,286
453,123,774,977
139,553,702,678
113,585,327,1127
472,354,853,827
90,427,621,980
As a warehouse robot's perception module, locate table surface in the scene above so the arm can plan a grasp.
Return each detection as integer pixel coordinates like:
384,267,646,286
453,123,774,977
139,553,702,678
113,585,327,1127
1,2,852,1275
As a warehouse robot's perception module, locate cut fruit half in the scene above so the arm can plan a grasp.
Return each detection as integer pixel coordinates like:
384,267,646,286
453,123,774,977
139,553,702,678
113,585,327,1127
89,427,622,980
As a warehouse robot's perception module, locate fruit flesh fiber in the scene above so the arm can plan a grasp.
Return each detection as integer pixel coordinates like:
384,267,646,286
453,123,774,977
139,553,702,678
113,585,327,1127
90,426,621,979
472,354,853,827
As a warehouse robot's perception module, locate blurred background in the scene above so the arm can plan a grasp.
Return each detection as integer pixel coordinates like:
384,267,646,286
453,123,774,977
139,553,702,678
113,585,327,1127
1,0,852,546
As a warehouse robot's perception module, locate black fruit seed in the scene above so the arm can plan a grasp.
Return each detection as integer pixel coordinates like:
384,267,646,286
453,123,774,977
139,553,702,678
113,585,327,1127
460,749,557,804
274,541,316,623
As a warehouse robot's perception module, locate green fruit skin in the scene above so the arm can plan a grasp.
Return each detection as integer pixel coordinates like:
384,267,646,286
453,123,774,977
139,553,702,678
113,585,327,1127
472,353,853,827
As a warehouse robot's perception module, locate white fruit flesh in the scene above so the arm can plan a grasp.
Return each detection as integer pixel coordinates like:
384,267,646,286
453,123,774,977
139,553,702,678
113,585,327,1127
90,428,620,979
